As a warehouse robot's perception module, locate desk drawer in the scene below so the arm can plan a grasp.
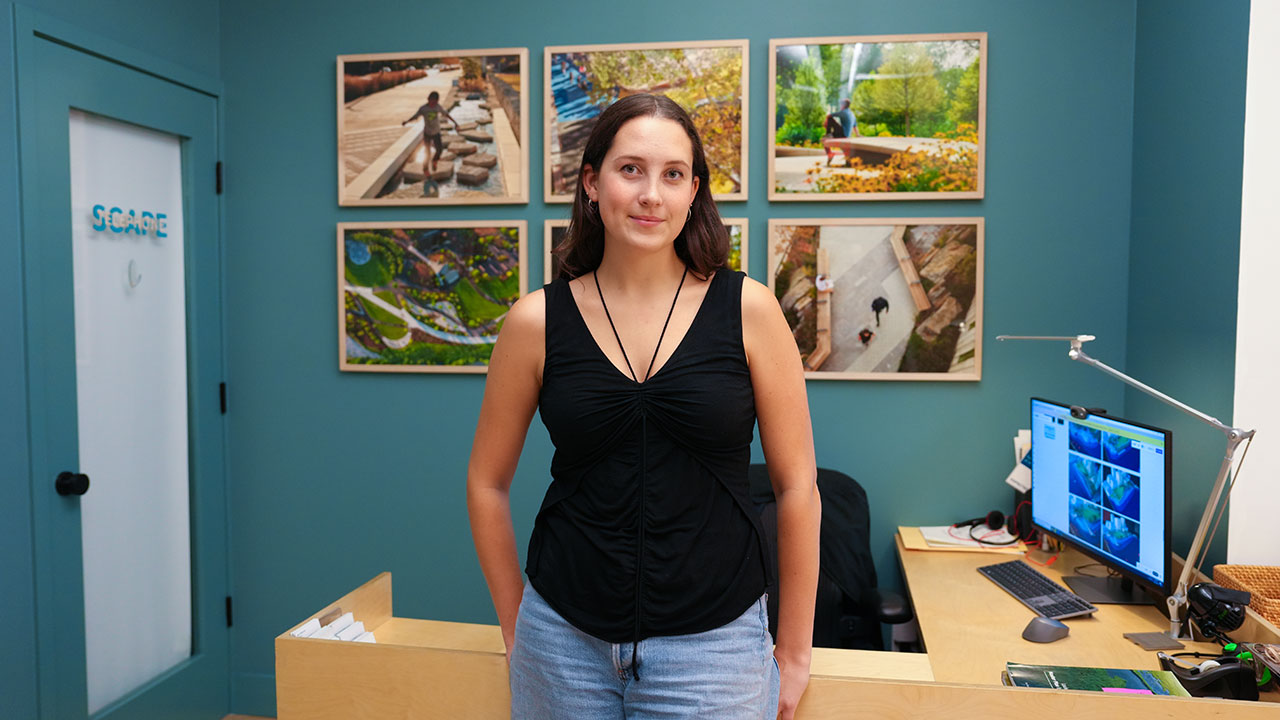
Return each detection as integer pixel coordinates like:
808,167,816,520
275,572,509,720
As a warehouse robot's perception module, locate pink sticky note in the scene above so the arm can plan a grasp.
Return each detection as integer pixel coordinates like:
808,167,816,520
1101,687,1153,694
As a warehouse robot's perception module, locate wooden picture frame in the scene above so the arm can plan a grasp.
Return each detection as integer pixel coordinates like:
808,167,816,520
543,217,749,285
768,217,983,380
768,33,986,201
337,48,529,206
544,39,749,203
338,220,527,373
543,219,568,285
540,217,565,284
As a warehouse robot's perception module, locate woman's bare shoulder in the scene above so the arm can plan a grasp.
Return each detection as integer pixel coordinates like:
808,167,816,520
740,275,781,321
505,287,547,330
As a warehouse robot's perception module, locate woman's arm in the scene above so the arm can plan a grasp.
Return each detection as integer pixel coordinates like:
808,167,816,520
467,289,545,657
742,278,820,720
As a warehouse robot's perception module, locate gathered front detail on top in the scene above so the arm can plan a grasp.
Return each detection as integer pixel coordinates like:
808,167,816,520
529,270,771,655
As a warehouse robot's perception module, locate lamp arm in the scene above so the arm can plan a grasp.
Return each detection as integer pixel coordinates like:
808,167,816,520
1067,346,1255,637
1166,436,1249,630
1069,347,1231,432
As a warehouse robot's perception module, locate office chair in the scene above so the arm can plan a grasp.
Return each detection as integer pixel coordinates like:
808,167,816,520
747,465,913,651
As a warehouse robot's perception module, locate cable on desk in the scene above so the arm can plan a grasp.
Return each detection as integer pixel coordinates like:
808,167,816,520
1072,562,1119,579
1007,499,1039,544
1023,537,1060,566
968,524,1020,546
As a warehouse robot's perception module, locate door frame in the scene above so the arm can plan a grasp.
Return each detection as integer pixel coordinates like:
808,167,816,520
12,6,229,718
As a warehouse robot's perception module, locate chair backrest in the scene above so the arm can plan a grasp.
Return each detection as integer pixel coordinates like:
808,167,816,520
813,467,878,603
747,466,878,602
747,465,882,648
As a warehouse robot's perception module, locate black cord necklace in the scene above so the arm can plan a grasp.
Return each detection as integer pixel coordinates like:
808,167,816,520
593,265,689,383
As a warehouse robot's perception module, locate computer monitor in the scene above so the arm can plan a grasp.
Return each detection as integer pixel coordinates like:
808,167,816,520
1029,397,1172,604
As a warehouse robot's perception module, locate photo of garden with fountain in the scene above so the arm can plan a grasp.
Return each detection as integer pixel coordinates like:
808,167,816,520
772,36,982,197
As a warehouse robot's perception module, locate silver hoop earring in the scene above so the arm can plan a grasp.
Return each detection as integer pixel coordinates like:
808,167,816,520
687,205,693,222
588,199,598,216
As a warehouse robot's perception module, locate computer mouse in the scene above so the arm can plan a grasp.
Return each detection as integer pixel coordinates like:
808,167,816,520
1022,616,1070,643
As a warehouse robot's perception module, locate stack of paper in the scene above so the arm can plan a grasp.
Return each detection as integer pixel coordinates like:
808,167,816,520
899,526,1027,554
919,524,1020,549
289,611,376,643
1005,429,1031,493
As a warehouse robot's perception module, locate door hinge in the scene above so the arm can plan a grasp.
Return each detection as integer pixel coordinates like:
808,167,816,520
216,161,223,195
225,596,233,627
219,382,227,414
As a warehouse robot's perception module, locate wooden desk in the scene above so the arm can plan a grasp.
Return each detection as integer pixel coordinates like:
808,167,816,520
896,533,1280,691
276,572,933,720
278,569,1280,719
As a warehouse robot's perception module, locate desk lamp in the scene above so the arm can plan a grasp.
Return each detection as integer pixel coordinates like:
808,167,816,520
997,334,1256,639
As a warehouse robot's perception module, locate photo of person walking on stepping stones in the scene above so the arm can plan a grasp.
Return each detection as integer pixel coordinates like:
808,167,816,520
403,91,458,173
338,49,529,205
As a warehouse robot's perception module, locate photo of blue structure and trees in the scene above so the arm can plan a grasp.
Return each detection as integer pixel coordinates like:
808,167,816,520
1103,466,1141,521
1103,509,1141,565
546,42,746,201
1068,422,1101,457
1103,431,1142,471
340,223,523,371
1068,456,1102,504
1067,420,1144,559
1069,495,1102,548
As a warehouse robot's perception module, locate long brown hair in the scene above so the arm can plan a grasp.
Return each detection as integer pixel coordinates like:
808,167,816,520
553,94,728,281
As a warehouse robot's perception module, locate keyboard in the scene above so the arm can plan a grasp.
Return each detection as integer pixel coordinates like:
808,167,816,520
977,560,1097,620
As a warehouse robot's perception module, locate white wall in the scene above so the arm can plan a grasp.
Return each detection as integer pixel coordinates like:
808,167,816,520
1229,0,1280,565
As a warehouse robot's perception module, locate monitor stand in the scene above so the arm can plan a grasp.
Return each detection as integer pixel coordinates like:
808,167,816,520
1063,575,1150,604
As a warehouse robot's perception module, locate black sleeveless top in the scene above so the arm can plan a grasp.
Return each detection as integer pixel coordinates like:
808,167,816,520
528,269,770,643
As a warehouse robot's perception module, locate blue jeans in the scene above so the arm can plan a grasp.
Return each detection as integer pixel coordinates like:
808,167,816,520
509,583,780,719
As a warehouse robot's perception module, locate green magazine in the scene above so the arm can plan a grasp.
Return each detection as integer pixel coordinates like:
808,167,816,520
1004,662,1190,696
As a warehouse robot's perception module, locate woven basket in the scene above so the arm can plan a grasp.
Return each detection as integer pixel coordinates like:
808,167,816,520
1213,564,1280,627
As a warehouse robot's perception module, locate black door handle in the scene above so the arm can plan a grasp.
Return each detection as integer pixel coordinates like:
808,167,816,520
56,471,90,496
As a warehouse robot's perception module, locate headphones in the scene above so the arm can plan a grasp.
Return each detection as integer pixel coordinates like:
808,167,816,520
955,510,1005,530
954,510,1020,545
1158,648,1269,700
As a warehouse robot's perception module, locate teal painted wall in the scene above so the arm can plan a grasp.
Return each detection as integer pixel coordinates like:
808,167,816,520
219,0,1147,712
1127,0,1249,573
0,0,1251,716
0,1,221,716
1,6,37,716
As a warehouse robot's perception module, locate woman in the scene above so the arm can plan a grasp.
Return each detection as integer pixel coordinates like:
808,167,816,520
467,94,820,720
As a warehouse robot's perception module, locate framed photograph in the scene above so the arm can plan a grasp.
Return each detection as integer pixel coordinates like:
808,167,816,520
543,219,569,284
768,33,986,201
724,218,749,275
544,40,749,203
543,218,749,284
768,218,983,380
337,48,529,206
339,221,527,372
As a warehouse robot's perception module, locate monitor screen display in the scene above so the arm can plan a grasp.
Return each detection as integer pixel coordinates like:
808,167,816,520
1030,398,1171,594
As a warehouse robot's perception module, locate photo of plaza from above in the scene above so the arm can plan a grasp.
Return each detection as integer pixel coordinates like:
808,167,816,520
772,35,983,199
771,220,981,379
339,51,526,204
341,224,523,371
